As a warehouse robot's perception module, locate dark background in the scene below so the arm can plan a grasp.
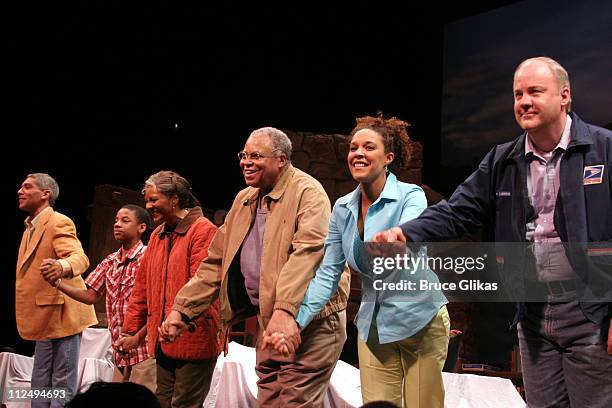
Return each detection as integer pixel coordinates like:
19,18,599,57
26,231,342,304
441,0,612,169
4,1,525,354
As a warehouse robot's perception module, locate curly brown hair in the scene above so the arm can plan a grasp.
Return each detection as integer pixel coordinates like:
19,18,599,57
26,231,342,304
349,113,412,172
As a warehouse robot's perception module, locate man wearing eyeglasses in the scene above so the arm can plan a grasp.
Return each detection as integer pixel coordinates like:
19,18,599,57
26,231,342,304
160,127,350,407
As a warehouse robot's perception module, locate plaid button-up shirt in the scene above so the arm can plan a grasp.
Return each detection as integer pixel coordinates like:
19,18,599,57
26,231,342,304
86,241,149,367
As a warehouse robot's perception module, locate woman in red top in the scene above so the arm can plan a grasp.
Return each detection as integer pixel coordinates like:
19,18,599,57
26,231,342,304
120,170,220,408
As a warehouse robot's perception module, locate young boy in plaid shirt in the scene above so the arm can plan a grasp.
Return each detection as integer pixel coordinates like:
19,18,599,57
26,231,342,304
50,204,156,391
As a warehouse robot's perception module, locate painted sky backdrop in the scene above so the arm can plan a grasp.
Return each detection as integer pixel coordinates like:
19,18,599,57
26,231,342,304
441,0,612,168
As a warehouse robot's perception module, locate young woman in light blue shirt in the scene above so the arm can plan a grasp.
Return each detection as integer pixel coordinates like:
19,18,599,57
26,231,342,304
280,114,450,407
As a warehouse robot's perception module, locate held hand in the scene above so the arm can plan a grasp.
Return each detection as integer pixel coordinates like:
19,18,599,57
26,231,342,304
262,331,291,355
115,334,140,353
44,277,60,288
158,310,188,343
40,258,63,283
365,230,410,273
115,334,138,357
261,309,301,355
372,227,407,243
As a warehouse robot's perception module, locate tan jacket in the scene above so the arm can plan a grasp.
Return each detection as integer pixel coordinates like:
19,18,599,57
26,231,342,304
173,164,349,331
15,208,97,340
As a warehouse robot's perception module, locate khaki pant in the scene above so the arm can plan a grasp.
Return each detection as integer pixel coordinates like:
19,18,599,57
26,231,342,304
358,305,450,408
256,310,347,408
155,356,216,408
112,357,157,393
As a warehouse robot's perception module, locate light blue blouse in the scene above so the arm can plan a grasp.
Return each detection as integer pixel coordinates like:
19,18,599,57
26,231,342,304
296,173,446,343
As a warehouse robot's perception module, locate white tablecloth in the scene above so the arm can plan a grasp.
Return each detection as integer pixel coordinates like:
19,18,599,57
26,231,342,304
1,332,525,408
0,328,114,407
204,342,525,408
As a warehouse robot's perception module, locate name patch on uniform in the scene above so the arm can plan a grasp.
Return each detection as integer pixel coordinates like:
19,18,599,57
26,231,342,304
496,191,511,197
583,165,604,185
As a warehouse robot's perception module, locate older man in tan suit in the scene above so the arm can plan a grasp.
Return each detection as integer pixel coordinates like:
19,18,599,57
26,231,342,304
16,173,97,408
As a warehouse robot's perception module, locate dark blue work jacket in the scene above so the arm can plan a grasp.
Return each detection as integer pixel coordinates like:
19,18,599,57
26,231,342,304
402,113,612,325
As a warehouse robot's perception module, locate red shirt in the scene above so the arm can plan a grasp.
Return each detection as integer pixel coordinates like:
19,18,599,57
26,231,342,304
86,241,149,367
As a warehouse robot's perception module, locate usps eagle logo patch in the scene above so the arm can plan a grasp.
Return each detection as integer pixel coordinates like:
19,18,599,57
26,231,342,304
583,165,604,185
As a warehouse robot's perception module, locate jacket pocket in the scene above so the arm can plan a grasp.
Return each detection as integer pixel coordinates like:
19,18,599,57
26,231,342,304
35,294,65,306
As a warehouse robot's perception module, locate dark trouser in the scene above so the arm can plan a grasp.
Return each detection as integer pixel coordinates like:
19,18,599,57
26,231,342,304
255,310,346,408
518,301,612,408
31,333,81,408
155,351,216,408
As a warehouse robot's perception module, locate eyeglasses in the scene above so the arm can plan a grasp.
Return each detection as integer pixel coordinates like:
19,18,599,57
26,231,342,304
237,149,280,161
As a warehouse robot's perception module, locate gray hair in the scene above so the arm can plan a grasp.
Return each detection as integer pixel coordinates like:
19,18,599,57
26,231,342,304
514,56,572,111
142,170,200,209
249,127,292,161
27,173,59,206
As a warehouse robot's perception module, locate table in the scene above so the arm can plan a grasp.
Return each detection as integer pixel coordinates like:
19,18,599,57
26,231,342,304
204,342,526,408
1,333,526,407
0,328,114,407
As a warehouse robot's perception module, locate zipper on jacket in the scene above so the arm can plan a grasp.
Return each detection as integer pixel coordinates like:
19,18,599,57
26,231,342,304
160,233,174,326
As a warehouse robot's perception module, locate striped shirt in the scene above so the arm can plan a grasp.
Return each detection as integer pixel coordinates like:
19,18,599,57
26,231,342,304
525,115,574,281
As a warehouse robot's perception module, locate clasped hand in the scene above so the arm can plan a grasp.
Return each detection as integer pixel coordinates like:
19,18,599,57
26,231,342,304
40,258,63,285
158,310,189,343
261,309,301,356
115,334,139,356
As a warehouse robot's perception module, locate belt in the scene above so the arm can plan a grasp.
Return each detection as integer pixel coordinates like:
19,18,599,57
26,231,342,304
530,280,576,296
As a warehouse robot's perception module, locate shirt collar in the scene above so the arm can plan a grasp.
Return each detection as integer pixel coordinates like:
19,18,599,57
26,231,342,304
379,172,400,201
244,164,296,206
24,206,52,230
109,240,145,263
525,114,572,157
265,164,295,201
344,172,401,214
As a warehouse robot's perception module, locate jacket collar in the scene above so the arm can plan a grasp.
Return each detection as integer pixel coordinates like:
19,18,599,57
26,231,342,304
24,206,52,230
525,114,572,157
243,164,296,206
566,112,593,148
507,112,591,162
18,207,55,275
157,206,203,237
508,133,526,162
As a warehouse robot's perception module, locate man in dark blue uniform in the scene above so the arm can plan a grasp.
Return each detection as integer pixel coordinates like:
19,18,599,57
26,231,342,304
375,56,612,407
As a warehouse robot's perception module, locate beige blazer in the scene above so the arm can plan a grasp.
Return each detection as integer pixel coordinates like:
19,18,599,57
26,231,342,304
15,208,97,340
173,165,349,330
